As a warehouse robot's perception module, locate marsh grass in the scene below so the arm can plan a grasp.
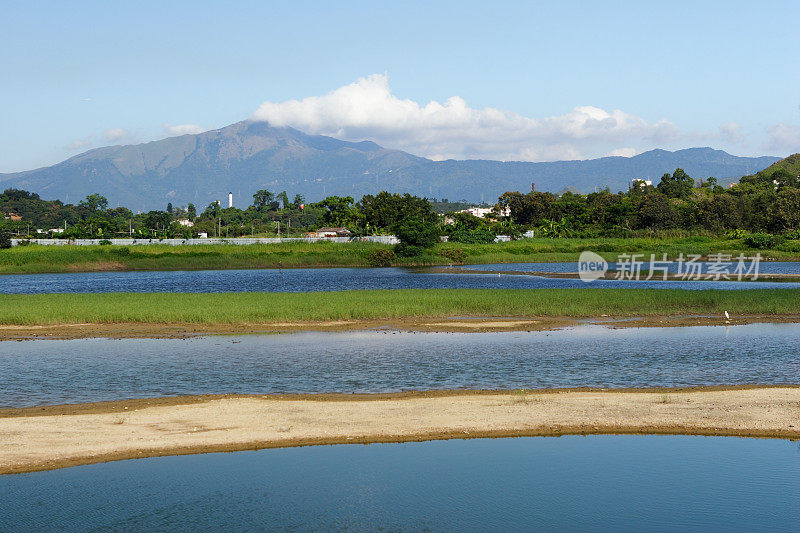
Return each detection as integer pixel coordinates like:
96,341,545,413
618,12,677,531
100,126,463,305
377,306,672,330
1,236,797,274
0,242,391,274
1,288,798,325
511,389,532,404
510,388,545,405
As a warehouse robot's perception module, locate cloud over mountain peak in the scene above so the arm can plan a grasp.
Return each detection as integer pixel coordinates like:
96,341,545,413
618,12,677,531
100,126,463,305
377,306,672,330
253,74,680,162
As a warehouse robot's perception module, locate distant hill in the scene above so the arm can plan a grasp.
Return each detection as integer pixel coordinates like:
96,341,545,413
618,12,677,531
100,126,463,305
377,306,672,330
748,153,800,180
555,186,582,196
0,120,780,211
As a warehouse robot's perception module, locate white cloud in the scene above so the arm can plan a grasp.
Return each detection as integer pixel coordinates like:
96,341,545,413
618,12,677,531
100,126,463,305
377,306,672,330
718,122,746,145
104,128,134,144
163,123,205,137
252,74,681,161
765,123,800,154
64,136,93,151
607,147,639,158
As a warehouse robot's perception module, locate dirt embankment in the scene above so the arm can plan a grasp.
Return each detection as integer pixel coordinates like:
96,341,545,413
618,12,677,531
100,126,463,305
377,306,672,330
2,386,798,475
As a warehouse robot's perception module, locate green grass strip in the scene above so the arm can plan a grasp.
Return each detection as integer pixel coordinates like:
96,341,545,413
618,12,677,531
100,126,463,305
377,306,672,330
1,289,799,325
2,236,799,274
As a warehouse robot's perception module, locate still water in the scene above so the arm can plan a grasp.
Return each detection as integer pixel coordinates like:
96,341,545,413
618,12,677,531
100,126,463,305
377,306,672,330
2,324,798,407
2,435,798,532
458,260,800,275
2,264,800,294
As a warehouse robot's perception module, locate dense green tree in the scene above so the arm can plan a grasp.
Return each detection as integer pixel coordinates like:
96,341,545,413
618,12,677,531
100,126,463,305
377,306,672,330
767,188,800,232
447,212,485,230
393,218,440,256
277,191,290,210
252,190,279,212
142,211,173,232
0,229,11,249
314,196,360,227
79,193,109,212
694,194,742,231
635,194,678,229
358,192,437,229
656,168,694,199
496,191,556,225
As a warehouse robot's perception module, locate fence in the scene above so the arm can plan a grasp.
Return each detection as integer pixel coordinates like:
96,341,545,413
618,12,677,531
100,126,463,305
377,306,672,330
9,235,400,246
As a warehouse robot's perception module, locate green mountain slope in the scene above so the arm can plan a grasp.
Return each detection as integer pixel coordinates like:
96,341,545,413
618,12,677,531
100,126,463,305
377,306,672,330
0,121,780,210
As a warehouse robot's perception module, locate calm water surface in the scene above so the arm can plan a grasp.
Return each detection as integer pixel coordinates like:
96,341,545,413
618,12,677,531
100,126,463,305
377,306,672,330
2,264,800,294
2,435,798,532
459,260,800,275
2,324,798,407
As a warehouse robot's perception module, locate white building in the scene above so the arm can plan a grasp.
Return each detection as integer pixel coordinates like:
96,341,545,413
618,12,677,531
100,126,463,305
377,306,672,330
457,206,510,218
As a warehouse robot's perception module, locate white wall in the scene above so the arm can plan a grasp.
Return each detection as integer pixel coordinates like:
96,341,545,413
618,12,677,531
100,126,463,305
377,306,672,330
10,236,400,246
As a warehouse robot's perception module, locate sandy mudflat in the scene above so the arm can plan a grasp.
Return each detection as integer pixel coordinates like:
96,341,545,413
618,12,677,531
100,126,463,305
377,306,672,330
1,386,798,475
2,315,799,340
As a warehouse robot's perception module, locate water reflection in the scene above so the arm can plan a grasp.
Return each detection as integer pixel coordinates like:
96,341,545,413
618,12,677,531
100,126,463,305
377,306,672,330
2,435,798,532
3,264,800,294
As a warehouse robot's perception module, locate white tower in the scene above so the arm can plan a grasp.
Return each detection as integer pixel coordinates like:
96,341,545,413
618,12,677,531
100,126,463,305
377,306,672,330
228,192,233,208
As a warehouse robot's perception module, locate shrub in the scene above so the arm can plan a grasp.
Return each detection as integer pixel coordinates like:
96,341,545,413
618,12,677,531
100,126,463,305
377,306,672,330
113,247,131,256
439,248,467,263
777,241,800,253
0,230,12,249
725,229,749,239
448,228,496,244
394,243,425,257
366,248,397,267
99,239,112,245
572,227,601,239
743,233,783,249
784,229,800,240
393,218,439,257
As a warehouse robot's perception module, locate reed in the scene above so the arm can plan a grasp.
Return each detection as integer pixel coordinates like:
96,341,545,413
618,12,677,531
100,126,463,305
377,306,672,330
1,288,797,325
1,236,797,274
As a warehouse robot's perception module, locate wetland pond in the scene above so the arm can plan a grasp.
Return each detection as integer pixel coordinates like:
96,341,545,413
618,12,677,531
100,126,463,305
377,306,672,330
3,263,800,294
1,435,799,532
2,323,798,408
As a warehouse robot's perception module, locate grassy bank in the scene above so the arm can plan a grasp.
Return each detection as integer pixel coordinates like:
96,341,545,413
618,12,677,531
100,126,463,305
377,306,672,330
2,236,799,274
1,289,799,325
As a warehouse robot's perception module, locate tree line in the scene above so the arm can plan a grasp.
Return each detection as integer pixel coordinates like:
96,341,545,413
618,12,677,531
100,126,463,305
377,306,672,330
2,156,799,254
496,164,800,237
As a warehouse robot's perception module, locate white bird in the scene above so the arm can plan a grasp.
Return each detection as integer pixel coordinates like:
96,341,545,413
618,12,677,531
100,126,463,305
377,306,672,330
724,311,730,320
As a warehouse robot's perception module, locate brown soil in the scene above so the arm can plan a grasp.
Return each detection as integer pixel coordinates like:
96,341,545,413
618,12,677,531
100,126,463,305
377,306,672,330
65,261,127,272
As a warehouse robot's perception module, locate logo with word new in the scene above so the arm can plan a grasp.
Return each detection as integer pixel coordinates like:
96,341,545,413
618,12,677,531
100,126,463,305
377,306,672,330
578,251,608,282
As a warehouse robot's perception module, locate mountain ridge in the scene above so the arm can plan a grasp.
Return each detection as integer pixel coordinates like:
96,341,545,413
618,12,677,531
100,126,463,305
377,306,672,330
0,121,780,210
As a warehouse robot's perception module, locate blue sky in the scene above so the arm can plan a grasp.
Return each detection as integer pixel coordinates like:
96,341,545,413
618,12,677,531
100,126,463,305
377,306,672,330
2,0,799,172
